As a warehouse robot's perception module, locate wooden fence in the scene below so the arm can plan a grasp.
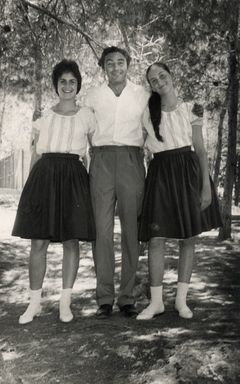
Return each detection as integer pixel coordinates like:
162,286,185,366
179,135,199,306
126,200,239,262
0,150,30,190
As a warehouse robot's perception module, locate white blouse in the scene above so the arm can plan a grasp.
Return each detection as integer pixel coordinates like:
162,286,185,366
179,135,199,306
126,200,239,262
143,102,203,153
31,107,95,156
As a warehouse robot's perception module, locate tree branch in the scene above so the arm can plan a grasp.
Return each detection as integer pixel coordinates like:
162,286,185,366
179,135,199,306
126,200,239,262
18,0,103,59
18,0,38,41
137,16,160,31
118,21,131,53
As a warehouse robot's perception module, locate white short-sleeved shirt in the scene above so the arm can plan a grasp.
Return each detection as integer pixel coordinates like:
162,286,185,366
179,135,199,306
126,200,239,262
143,102,203,153
85,80,149,147
32,107,95,156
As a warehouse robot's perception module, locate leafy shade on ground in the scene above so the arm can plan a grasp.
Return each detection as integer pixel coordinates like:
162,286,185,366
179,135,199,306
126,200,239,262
0,199,240,384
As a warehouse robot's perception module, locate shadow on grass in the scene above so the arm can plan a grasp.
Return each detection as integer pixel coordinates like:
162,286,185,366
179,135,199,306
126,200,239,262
0,217,240,384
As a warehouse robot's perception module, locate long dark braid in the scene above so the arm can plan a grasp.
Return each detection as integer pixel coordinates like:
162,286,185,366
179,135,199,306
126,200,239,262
146,62,171,142
148,92,163,142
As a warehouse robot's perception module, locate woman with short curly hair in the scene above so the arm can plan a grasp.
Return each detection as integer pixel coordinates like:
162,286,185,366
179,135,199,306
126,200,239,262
12,59,96,324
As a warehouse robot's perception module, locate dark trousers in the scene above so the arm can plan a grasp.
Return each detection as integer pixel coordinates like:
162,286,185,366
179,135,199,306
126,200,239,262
89,146,145,306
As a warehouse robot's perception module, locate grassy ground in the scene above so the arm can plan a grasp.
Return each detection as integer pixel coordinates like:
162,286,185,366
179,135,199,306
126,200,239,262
0,195,240,384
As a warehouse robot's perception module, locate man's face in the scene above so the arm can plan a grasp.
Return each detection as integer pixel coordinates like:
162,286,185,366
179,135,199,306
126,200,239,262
104,52,128,85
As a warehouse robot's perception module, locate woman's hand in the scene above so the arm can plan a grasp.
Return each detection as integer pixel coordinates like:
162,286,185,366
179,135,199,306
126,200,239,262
88,146,93,157
200,182,212,211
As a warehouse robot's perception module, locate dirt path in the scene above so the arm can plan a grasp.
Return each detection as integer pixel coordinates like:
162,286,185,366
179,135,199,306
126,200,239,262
0,203,240,384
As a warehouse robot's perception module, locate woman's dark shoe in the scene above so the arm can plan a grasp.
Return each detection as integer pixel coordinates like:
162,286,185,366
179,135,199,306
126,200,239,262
119,304,138,318
96,304,112,319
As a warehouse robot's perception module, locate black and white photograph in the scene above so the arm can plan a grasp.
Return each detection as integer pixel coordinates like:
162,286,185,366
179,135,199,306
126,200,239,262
0,0,239,383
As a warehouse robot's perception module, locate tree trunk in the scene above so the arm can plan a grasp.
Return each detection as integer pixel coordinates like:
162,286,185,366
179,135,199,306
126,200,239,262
0,75,8,145
33,43,42,121
234,154,240,206
213,94,228,189
218,5,239,240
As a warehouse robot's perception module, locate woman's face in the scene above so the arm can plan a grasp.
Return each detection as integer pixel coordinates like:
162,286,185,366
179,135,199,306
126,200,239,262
57,72,78,100
147,65,173,96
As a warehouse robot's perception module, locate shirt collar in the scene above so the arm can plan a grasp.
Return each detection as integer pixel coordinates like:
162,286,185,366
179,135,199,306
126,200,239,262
103,79,133,91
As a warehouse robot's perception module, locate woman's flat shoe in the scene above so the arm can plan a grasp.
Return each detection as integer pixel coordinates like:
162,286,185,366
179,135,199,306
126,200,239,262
19,305,42,325
59,307,74,323
136,305,165,320
175,306,193,319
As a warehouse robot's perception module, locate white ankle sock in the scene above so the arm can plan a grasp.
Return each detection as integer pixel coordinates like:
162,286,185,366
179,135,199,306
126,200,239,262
59,288,73,322
137,286,165,320
19,288,42,324
175,282,193,319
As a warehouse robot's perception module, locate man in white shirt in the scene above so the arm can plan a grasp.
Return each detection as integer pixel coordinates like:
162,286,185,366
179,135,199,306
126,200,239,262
85,46,149,319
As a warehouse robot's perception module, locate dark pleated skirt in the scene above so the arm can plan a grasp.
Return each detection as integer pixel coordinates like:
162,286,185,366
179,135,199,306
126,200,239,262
138,146,222,241
12,153,96,242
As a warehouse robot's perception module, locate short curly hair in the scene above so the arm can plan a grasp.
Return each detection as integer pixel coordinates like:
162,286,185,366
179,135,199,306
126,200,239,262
52,59,82,95
98,46,131,69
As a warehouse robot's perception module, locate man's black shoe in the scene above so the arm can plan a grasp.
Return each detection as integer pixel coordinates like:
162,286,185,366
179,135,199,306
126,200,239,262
96,304,112,319
119,304,138,318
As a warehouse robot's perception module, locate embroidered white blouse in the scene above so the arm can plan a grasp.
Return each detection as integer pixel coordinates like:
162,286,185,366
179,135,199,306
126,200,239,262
31,107,95,156
85,80,149,147
143,102,203,153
